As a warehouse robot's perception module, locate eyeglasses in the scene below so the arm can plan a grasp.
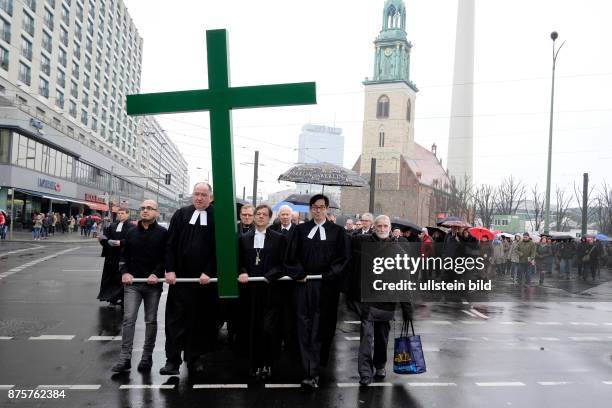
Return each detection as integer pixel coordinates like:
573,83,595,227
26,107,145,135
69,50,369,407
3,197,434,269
140,206,158,211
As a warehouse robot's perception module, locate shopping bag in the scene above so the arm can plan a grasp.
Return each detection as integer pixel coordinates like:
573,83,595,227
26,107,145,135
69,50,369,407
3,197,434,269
393,320,426,374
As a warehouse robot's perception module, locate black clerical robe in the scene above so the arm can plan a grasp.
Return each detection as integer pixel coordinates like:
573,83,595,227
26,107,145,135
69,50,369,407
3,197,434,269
237,229,287,370
97,220,134,303
164,204,219,365
286,219,351,378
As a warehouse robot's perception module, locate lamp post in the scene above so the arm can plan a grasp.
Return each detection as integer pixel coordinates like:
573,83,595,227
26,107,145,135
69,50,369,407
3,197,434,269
543,31,565,234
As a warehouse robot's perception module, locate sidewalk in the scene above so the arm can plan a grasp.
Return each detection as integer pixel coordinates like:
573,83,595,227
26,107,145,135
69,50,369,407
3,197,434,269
3,230,100,244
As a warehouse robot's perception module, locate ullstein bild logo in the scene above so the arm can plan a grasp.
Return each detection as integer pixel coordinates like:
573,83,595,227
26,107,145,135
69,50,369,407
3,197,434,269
38,178,61,192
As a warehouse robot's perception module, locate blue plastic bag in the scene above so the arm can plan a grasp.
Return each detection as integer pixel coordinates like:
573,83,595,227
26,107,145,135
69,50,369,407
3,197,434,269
393,320,426,374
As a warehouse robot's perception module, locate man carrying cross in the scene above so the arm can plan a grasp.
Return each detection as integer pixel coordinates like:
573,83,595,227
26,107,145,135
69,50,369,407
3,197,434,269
160,182,219,375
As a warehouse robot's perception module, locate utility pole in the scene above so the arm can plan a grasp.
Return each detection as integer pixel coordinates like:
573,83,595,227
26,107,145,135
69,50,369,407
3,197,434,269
581,172,588,236
369,158,376,214
156,141,167,206
107,165,114,221
242,186,246,201
251,150,259,206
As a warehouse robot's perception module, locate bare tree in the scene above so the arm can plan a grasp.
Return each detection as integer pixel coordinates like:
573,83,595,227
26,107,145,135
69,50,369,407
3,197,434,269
495,176,526,215
446,175,475,224
525,184,545,232
554,186,572,232
573,179,597,224
474,184,496,228
594,181,612,234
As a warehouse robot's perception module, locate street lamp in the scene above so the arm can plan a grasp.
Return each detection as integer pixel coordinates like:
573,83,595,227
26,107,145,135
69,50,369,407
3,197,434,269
543,31,565,234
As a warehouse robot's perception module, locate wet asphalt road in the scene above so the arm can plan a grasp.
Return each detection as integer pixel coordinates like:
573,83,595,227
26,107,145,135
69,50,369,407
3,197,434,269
0,242,611,408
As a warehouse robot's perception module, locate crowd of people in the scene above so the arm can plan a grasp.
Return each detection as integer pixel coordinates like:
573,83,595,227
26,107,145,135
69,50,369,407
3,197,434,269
96,182,611,388
27,212,104,240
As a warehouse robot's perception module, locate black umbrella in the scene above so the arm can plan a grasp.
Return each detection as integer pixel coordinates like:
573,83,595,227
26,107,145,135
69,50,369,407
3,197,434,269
436,216,461,226
390,217,421,233
283,193,340,209
550,234,576,241
426,226,447,238
278,162,368,187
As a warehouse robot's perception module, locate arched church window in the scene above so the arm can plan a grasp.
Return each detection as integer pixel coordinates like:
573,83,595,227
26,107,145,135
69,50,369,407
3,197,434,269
393,11,401,28
378,128,385,147
377,95,389,118
406,98,412,122
386,6,396,29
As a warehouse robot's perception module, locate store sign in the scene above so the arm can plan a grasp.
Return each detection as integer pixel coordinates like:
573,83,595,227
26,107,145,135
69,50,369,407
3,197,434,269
38,178,61,192
84,193,106,204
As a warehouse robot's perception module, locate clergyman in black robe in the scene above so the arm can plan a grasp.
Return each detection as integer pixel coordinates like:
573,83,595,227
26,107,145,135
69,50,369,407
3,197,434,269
97,209,133,305
160,182,219,375
238,204,287,380
286,194,351,388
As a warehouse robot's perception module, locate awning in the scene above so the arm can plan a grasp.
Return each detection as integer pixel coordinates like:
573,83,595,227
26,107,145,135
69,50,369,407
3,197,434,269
85,202,108,211
42,194,88,206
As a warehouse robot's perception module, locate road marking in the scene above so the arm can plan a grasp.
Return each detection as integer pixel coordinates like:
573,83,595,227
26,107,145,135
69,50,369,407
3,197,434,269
449,337,473,341
87,336,121,341
0,247,80,280
569,336,602,341
264,384,301,388
29,335,75,340
429,320,452,325
0,336,13,340
570,322,598,326
120,384,175,389
405,382,457,387
603,323,612,326
499,321,526,325
475,382,525,387
37,385,101,390
337,383,360,387
469,309,489,320
345,336,360,341
0,385,15,389
461,321,486,325
535,322,562,325
462,310,477,318
539,337,561,341
603,381,612,385
193,384,248,389
0,245,43,257
538,381,572,386
343,321,361,325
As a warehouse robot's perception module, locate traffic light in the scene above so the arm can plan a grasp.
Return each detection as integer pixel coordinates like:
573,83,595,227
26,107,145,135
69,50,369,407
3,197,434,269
165,173,171,185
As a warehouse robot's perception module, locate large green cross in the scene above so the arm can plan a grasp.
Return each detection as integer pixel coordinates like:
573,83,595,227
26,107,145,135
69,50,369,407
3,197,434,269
126,29,316,297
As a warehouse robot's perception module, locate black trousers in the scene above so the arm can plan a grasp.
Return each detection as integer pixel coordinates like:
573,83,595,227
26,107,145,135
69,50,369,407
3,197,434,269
164,284,219,365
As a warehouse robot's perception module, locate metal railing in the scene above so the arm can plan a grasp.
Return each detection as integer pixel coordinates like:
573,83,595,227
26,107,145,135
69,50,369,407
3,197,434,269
131,275,323,283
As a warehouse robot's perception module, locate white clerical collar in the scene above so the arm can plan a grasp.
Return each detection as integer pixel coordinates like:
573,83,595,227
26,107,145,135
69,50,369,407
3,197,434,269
189,208,208,225
116,221,124,232
307,219,327,240
281,224,292,231
254,228,266,248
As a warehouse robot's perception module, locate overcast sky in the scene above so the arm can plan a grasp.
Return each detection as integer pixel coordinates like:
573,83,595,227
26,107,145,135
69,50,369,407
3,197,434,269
123,0,611,201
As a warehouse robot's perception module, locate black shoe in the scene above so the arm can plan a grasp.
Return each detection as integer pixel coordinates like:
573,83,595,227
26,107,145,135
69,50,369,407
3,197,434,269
111,360,131,372
137,357,152,372
374,368,386,379
359,376,372,386
301,376,319,389
159,361,180,375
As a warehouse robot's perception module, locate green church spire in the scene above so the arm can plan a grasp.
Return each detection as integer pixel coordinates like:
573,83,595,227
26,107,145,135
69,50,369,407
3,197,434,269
365,0,418,91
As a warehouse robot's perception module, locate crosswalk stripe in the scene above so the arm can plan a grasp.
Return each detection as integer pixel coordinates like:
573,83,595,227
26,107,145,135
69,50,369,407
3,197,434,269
0,385,15,389
343,321,361,325
535,322,562,325
429,320,452,325
568,337,602,341
29,335,75,340
37,385,101,390
475,382,525,387
570,322,598,326
405,382,457,387
337,383,360,387
119,385,175,389
538,381,572,386
603,381,612,385
264,384,301,388
499,321,526,325
344,336,360,341
87,336,121,341
0,336,13,340
193,384,248,389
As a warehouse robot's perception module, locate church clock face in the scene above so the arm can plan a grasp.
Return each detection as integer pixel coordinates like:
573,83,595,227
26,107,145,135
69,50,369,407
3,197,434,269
384,47,393,57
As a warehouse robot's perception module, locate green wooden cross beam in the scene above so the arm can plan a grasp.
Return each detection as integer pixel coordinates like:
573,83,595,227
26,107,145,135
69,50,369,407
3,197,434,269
126,29,316,298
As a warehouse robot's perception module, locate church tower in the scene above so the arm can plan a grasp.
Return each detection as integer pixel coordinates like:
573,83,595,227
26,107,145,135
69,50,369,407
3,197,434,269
360,0,418,190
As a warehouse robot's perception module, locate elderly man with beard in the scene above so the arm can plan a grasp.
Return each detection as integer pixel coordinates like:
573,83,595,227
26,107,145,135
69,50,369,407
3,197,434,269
347,215,412,386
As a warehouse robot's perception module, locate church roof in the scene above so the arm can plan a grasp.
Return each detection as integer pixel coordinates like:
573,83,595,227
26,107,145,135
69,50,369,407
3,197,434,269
402,143,450,188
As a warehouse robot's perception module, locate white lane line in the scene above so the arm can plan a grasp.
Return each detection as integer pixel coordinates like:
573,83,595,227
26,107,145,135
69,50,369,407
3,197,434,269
429,320,452,325
461,321,486,325
475,382,525,387
469,309,489,320
569,336,602,341
448,337,473,341
535,321,562,325
120,384,175,389
29,335,75,340
538,381,572,386
0,245,43,257
37,385,101,390
345,336,360,341
539,337,561,341
499,321,526,325
337,383,360,387
0,385,15,389
603,381,612,385
0,336,13,340
405,382,457,387
343,321,361,325
570,322,598,326
603,323,612,326
264,384,301,388
193,384,248,389
87,336,121,341
0,247,80,280
462,310,477,318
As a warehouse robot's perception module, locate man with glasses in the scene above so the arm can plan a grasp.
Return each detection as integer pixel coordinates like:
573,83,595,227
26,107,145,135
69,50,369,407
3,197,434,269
353,213,374,236
238,204,256,235
286,194,351,389
161,182,219,376
112,200,167,373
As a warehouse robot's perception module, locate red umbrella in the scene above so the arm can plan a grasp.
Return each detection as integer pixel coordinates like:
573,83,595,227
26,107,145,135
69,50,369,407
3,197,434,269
89,215,102,222
469,227,494,241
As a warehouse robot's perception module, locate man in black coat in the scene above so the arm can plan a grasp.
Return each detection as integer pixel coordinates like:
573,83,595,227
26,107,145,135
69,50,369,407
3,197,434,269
286,194,351,389
97,207,133,306
238,204,287,380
